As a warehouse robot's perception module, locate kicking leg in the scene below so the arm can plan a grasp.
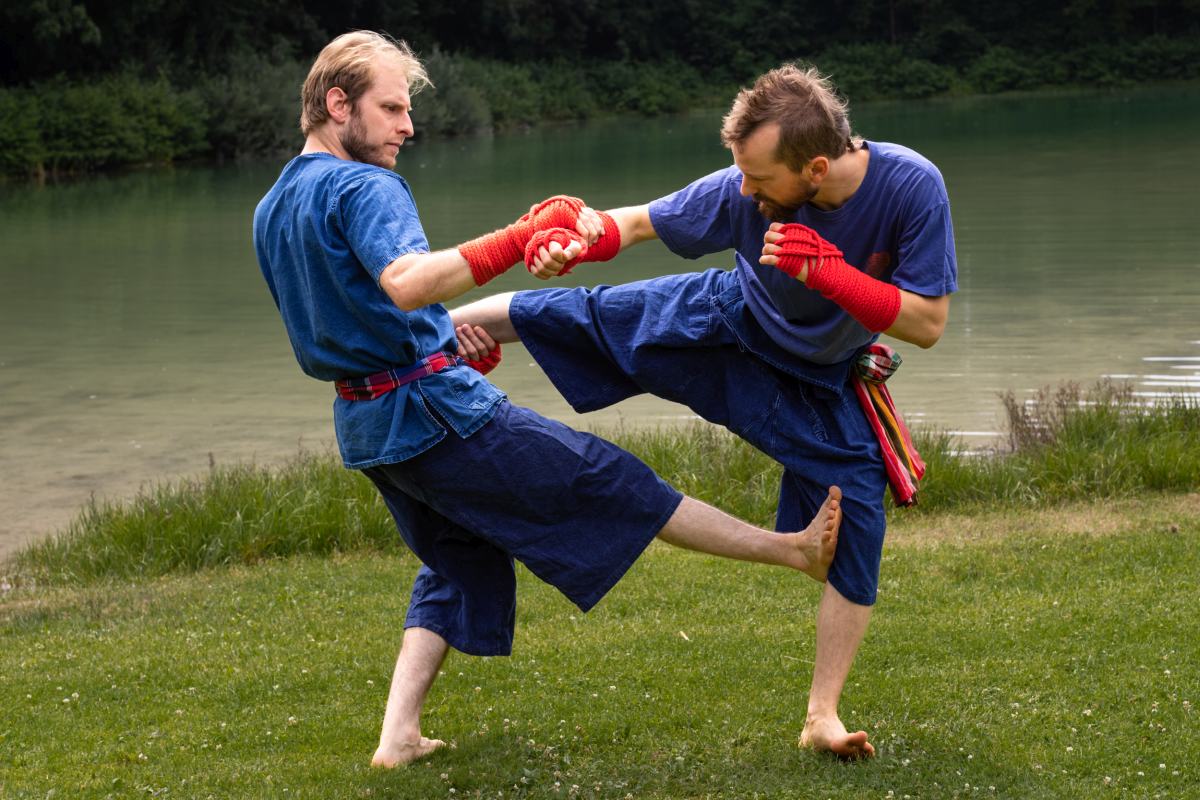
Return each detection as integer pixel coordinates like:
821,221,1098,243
372,626,451,768
800,582,876,759
656,489,841,581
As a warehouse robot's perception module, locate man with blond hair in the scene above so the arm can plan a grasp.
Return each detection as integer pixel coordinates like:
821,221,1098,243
254,32,844,768
453,64,958,759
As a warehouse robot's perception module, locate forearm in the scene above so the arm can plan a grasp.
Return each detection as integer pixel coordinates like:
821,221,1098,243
378,249,478,312
607,205,658,252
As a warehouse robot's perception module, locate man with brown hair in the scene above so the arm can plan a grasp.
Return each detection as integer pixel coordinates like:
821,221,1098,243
452,63,957,759
254,34,845,768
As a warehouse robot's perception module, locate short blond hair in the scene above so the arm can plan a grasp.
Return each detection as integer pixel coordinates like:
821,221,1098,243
721,64,853,170
300,31,431,135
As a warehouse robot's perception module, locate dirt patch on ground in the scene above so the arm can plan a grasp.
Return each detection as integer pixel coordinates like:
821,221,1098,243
888,493,1200,547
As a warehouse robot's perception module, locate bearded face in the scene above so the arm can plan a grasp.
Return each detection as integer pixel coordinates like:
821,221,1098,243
340,107,396,170
753,181,819,222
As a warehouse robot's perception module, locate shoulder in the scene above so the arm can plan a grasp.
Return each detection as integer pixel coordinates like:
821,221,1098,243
867,141,947,194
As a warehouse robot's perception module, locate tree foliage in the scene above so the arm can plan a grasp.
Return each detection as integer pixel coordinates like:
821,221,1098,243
3,0,1198,86
1,0,1198,176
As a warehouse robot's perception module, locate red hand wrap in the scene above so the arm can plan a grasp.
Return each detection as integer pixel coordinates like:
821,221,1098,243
774,224,901,333
458,195,588,285
464,342,502,375
525,228,584,274
581,210,622,263
521,211,622,276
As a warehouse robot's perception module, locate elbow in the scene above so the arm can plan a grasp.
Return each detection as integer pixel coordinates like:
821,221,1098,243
913,320,945,349
379,259,428,312
381,275,425,312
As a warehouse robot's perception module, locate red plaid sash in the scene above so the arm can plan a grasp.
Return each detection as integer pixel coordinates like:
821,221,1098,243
852,344,926,507
334,352,461,401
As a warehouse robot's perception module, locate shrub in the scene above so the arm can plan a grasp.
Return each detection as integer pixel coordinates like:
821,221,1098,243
416,49,494,136
195,54,306,160
0,88,45,177
966,46,1041,93
814,44,954,100
1,74,208,176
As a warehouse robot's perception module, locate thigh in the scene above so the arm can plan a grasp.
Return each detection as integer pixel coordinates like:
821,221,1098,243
375,402,683,612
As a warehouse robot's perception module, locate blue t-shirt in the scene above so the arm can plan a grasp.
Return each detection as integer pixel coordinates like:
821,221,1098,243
253,152,505,468
649,141,957,364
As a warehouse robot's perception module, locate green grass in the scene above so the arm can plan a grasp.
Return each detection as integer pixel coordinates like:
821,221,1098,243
2,500,1197,798
2,382,1198,796
7,382,1198,587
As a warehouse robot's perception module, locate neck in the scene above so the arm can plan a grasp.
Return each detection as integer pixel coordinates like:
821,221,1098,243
811,146,869,211
302,127,349,160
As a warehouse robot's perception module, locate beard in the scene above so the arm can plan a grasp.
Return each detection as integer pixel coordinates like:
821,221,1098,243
340,112,395,169
754,184,819,222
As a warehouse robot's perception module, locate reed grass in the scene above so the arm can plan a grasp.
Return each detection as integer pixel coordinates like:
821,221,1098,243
6,382,1197,586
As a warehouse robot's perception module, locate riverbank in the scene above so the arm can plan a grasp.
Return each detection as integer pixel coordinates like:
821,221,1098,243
5,381,1197,585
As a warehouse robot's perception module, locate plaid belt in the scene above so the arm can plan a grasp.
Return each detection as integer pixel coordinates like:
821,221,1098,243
334,352,461,401
851,344,926,507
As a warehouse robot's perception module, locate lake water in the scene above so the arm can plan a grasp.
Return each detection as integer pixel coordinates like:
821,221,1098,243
2,85,1198,557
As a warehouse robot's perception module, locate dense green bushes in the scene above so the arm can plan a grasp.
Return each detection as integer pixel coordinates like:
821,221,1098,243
0,75,207,177
3,35,1199,178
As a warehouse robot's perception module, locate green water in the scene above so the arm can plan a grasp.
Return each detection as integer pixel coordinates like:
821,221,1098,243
2,86,1198,554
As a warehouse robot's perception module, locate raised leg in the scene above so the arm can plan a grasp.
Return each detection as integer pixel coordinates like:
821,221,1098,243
449,292,520,343
656,490,841,582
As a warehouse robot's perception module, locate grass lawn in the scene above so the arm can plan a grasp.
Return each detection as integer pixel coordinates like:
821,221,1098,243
3,495,1197,799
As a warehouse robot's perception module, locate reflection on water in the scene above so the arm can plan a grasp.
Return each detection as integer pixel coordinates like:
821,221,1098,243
1,85,1198,555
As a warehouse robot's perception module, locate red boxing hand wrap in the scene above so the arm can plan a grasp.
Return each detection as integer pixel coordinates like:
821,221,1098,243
458,195,588,285
774,224,902,333
582,210,622,263
522,211,623,276
525,228,584,274
464,342,502,375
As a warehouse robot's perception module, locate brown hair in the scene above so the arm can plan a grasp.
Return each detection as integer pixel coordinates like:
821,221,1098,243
720,64,854,171
300,30,431,135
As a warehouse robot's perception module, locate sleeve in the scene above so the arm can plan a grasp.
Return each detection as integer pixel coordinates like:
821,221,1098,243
891,174,958,298
336,174,431,282
647,167,739,259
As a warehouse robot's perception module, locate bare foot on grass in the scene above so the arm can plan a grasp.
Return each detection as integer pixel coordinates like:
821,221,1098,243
791,486,842,582
800,713,875,760
371,736,446,768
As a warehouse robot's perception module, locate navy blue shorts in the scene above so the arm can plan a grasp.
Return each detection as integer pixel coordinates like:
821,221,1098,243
511,269,889,606
363,401,683,656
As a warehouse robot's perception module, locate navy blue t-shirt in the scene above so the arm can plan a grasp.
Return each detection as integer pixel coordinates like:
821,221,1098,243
649,141,957,364
253,153,504,468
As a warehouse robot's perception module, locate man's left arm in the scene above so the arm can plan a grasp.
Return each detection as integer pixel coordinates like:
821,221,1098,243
761,225,951,349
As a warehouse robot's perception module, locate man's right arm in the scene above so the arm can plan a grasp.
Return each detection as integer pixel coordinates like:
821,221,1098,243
379,239,582,312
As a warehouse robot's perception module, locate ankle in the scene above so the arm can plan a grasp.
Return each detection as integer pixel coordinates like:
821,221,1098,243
379,722,423,747
805,708,838,726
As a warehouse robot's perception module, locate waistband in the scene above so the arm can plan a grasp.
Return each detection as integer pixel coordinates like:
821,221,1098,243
335,352,461,401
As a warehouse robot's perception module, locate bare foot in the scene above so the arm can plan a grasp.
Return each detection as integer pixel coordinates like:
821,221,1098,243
791,486,842,582
800,713,875,760
371,736,446,768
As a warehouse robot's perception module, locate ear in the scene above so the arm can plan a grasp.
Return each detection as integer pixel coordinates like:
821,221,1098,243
325,87,351,124
807,156,830,183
